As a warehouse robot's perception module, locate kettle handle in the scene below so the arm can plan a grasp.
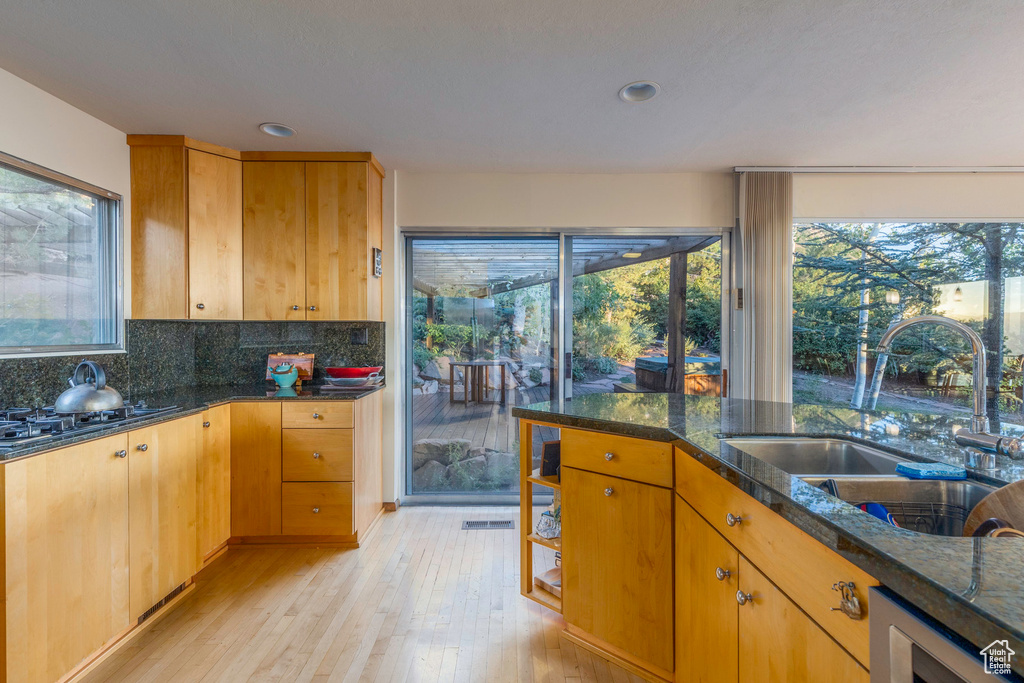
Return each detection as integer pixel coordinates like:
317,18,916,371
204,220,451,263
72,361,106,390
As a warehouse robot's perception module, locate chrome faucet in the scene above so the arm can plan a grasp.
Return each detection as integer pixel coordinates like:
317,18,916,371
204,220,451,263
875,315,1022,464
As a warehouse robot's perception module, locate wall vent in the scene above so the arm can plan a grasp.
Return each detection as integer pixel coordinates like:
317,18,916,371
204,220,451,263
462,520,514,530
137,582,187,625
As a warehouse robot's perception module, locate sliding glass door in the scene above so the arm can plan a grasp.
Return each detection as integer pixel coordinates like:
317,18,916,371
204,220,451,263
404,231,726,502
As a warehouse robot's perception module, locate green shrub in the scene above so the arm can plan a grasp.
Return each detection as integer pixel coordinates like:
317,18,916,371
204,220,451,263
413,344,437,370
594,356,618,374
529,367,543,384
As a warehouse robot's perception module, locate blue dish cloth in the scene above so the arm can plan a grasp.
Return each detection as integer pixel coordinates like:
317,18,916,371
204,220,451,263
895,461,967,480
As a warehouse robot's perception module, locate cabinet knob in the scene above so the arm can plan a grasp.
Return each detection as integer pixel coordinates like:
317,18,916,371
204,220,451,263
115,449,127,458
312,507,320,514
292,305,300,311
313,452,321,459
726,513,743,527
196,303,205,310
136,444,148,452
309,305,317,311
715,567,731,581
203,421,211,428
604,452,615,461
736,590,753,606
604,487,614,497
313,412,321,419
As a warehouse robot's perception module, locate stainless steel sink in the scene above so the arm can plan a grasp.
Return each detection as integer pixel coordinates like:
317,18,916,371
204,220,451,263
799,476,998,536
723,437,910,476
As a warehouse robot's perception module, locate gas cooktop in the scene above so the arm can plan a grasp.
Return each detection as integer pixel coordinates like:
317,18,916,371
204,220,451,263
0,401,179,450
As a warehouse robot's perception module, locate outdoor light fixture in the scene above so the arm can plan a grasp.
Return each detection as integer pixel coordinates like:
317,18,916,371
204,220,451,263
259,122,296,137
885,290,900,305
618,81,661,103
623,252,643,258
953,286,963,302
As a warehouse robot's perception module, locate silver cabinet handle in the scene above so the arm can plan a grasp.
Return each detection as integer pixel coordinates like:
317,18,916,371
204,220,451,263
196,303,205,310
313,412,321,419
715,567,731,581
312,507,320,514
137,444,148,452
309,305,317,311
115,449,127,458
604,452,615,461
726,513,743,527
313,452,321,459
736,590,753,605
604,487,614,497
203,421,211,428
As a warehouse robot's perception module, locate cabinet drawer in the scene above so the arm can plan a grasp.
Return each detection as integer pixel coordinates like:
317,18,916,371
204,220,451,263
282,429,353,481
282,482,353,535
675,445,877,668
561,429,672,487
282,401,353,428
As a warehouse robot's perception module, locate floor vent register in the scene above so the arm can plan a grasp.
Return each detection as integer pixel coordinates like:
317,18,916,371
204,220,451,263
462,520,515,530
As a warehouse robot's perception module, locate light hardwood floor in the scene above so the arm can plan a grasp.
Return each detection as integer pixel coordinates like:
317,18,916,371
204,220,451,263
82,506,648,683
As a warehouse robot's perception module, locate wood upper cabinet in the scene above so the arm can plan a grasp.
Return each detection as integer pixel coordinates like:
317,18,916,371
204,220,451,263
676,496,738,683
129,136,243,319
738,557,868,683
197,404,231,564
242,161,307,320
3,434,131,683
127,415,199,621
562,466,674,674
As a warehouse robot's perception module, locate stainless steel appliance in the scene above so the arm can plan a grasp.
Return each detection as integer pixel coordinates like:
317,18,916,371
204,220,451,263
54,360,125,413
0,401,178,450
871,587,1020,681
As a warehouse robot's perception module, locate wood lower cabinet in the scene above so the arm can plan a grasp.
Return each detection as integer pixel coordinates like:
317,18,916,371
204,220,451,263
230,402,283,536
738,557,868,683
3,434,131,683
562,466,674,675
282,482,354,534
127,415,200,621
676,496,738,683
197,404,231,563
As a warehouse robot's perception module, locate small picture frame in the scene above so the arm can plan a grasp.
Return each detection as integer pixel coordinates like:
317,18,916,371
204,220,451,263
540,440,561,480
373,248,383,278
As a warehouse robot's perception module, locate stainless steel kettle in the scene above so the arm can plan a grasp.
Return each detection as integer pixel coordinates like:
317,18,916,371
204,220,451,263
54,361,124,413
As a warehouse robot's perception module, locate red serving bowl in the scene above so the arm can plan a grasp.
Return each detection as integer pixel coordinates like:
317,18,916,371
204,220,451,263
326,366,383,378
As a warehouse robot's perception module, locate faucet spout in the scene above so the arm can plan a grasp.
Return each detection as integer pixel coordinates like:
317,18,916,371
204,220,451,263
875,315,989,434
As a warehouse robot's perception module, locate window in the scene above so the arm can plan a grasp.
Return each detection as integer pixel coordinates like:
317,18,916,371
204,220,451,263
793,222,1024,426
0,153,122,356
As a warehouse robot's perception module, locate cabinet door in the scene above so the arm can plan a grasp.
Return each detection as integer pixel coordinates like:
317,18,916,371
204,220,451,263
230,402,282,536
243,161,306,320
738,557,868,683
676,497,738,683
4,434,130,683
305,162,369,320
562,466,674,673
189,150,243,319
197,404,231,563
128,415,199,620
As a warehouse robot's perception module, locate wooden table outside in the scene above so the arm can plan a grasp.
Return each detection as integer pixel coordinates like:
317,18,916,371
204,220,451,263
449,361,507,406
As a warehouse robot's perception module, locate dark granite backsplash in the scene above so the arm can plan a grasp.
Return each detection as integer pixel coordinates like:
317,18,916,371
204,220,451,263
0,320,385,406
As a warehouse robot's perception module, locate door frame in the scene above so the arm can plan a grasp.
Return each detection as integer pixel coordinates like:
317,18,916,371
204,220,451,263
400,227,730,505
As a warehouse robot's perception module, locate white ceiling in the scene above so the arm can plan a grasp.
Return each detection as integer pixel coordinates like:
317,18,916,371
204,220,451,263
1,1,1023,173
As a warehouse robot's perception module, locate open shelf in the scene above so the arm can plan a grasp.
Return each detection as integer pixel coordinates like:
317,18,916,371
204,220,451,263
527,468,560,490
527,533,561,550
524,584,562,613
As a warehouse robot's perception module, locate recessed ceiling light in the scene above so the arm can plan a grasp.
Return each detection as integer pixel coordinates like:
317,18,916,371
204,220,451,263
618,81,661,103
623,252,643,258
259,122,296,137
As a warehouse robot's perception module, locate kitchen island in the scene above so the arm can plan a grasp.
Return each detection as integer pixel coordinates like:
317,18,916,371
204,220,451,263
514,393,1024,681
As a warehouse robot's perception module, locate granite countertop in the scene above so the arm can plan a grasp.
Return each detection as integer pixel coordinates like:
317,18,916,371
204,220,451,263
0,383,383,462
514,393,1024,674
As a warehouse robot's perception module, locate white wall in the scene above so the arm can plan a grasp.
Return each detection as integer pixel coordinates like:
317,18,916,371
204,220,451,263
397,171,736,228
0,67,132,312
794,172,1024,221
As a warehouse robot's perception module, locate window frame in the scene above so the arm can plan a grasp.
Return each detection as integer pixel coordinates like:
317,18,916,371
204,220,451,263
0,151,124,358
